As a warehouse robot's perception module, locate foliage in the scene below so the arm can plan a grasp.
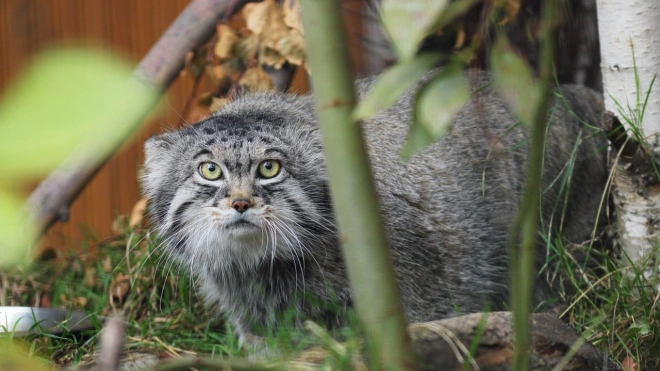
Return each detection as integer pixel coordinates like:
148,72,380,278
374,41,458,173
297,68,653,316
0,221,366,368
361,1,561,370
546,236,660,370
1,226,237,364
0,49,158,268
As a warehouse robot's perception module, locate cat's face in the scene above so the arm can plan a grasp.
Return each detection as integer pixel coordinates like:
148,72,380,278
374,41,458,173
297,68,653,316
142,98,335,273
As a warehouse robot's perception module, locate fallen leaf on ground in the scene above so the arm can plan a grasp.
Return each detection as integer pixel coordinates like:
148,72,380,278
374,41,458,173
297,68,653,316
110,273,131,303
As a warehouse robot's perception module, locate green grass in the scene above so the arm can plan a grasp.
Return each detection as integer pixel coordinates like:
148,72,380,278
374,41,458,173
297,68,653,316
1,223,241,367
3,52,660,367
0,219,364,369
542,236,660,370
6,214,660,369
537,60,660,369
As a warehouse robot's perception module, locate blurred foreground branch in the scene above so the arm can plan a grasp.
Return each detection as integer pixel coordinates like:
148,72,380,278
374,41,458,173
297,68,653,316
26,0,249,237
506,1,559,370
298,1,418,370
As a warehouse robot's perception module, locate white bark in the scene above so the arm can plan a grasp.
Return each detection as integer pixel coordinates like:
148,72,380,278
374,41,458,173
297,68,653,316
596,0,660,134
597,1,660,270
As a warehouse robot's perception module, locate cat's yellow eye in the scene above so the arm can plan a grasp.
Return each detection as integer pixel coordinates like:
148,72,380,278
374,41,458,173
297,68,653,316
199,162,222,180
258,160,281,179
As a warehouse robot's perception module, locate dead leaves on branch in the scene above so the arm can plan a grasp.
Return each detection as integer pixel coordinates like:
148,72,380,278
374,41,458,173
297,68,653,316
242,0,305,68
179,0,304,123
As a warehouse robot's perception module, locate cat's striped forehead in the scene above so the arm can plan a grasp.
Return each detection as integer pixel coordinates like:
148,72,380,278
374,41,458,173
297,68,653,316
180,113,292,164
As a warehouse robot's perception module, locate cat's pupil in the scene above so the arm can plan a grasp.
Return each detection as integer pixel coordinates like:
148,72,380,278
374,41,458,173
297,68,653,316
264,162,272,170
208,164,216,172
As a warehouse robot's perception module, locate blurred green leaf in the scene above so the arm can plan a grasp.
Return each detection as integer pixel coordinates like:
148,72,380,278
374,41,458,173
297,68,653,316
417,65,469,137
381,0,450,61
401,65,468,159
629,321,651,337
435,0,480,30
0,48,159,178
490,35,539,127
353,53,441,121
400,120,434,160
0,338,50,370
0,190,33,268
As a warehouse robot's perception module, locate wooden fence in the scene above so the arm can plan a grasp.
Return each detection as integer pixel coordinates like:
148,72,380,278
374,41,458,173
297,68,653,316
0,0,365,251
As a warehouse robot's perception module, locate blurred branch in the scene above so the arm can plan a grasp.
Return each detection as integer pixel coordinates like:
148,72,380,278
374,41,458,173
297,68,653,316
97,315,126,371
149,358,283,371
25,0,250,237
298,1,418,370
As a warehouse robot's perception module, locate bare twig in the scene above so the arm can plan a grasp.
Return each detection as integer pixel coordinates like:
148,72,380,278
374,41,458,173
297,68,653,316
26,0,250,238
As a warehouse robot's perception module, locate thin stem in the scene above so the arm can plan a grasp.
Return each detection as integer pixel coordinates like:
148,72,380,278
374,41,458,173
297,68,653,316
298,1,419,370
508,1,559,370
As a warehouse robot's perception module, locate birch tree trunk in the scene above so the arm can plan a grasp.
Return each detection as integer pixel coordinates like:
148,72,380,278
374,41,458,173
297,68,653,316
596,1,660,271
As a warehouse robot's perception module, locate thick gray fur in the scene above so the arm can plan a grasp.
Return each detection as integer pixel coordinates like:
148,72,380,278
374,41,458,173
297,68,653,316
141,70,607,342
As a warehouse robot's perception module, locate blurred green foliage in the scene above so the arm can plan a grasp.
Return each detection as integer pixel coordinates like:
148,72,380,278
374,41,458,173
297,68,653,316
0,48,158,268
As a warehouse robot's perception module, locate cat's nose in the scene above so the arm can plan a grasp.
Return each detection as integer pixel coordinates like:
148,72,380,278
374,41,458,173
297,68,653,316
232,199,252,213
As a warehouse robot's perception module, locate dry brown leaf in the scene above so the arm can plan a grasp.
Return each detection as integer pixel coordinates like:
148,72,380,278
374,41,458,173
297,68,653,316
209,59,244,84
236,33,260,62
622,356,639,371
209,65,227,82
244,0,289,50
241,2,259,26
111,218,123,235
102,256,112,273
182,50,206,79
110,272,130,302
243,0,272,35
282,0,303,34
502,0,521,24
278,29,305,65
85,267,97,287
259,46,287,69
129,198,147,229
74,296,87,308
239,66,274,92
453,25,466,49
214,24,238,60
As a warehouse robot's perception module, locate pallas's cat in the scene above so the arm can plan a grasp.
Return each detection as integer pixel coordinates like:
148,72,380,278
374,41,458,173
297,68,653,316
142,71,607,343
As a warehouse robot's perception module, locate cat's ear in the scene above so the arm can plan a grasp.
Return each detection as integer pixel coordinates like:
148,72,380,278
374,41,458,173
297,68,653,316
144,132,175,160
142,132,177,198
